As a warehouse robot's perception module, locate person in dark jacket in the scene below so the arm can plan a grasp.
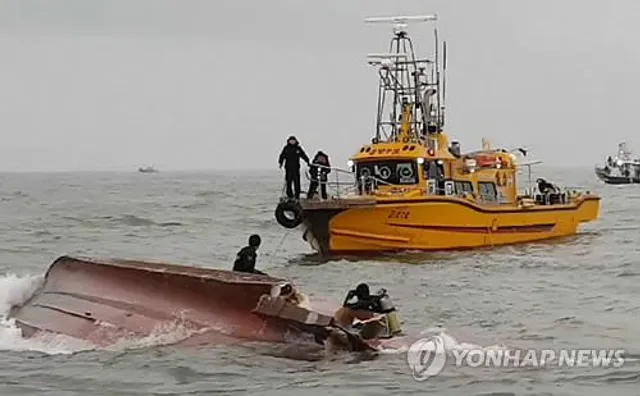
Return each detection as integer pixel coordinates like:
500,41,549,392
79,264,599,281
278,136,310,200
536,178,558,194
232,234,266,275
307,150,331,199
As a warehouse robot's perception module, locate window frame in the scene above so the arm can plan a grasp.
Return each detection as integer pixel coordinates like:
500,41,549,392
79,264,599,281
454,180,474,195
356,160,419,185
478,181,498,201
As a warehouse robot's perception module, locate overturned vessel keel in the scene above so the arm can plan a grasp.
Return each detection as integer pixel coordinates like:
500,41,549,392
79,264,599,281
8,256,336,348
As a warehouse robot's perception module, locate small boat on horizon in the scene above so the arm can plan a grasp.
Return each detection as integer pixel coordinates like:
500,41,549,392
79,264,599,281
138,166,158,173
594,142,640,184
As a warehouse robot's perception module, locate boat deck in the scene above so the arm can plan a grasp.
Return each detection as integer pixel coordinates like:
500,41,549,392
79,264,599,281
300,198,377,210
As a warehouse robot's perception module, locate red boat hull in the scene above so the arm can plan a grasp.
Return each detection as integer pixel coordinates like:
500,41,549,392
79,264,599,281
8,256,323,348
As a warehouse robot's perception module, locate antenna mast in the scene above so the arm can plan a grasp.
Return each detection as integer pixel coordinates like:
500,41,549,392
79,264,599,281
364,14,444,145
442,40,447,127
435,27,440,132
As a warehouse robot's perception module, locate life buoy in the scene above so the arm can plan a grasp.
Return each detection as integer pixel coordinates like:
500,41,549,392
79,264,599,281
275,200,304,228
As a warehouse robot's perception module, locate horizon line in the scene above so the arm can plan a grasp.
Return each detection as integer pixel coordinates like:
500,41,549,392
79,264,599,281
0,163,596,174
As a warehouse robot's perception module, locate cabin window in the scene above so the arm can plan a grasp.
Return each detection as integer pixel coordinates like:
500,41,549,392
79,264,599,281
454,181,474,195
356,160,418,185
423,160,444,180
478,182,497,201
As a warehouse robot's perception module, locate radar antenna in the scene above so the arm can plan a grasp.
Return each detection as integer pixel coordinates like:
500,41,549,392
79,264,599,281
364,14,446,145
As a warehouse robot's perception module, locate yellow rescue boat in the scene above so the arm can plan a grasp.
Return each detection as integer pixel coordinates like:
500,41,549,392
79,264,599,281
274,14,600,255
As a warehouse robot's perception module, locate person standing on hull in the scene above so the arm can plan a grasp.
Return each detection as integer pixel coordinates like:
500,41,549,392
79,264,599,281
232,234,267,275
307,150,331,199
278,136,310,200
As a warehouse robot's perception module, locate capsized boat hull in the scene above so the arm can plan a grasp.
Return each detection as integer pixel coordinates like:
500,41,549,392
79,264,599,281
7,256,334,348
300,194,600,255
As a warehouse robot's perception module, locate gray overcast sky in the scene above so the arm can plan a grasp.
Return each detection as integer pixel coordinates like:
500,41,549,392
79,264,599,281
1,0,638,171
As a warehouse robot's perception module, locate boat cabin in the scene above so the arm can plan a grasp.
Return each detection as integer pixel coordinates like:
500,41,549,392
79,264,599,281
345,15,521,206
349,133,519,204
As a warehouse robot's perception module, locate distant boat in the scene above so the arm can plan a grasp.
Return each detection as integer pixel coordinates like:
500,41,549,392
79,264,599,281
138,166,158,173
594,142,640,184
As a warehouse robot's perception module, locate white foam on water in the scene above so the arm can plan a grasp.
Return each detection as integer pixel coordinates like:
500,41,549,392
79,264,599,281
0,273,43,314
0,272,97,354
376,327,507,356
102,319,210,352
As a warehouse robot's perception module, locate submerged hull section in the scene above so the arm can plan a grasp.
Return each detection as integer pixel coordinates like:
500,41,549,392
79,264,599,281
8,256,328,347
300,195,600,254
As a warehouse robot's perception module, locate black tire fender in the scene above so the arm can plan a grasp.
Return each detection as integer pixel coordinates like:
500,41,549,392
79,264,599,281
275,200,304,229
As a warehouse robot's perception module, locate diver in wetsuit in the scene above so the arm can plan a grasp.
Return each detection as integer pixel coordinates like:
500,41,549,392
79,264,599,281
332,283,383,327
331,283,401,342
342,283,384,313
232,234,266,275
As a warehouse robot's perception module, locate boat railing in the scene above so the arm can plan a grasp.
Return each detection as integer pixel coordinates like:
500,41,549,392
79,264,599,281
304,164,519,201
302,164,358,199
300,161,588,205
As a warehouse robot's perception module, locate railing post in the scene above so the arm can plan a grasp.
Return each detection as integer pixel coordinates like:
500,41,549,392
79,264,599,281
353,172,360,195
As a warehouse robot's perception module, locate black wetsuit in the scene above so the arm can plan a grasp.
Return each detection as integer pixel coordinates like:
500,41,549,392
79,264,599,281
343,291,384,313
232,246,265,275
279,139,310,199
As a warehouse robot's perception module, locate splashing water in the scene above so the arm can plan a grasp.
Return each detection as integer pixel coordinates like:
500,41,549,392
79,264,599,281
0,272,96,354
375,325,507,358
102,319,210,352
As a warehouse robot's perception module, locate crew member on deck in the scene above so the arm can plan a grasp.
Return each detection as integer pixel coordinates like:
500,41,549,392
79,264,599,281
232,234,266,275
278,136,310,200
536,178,559,194
307,151,331,200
